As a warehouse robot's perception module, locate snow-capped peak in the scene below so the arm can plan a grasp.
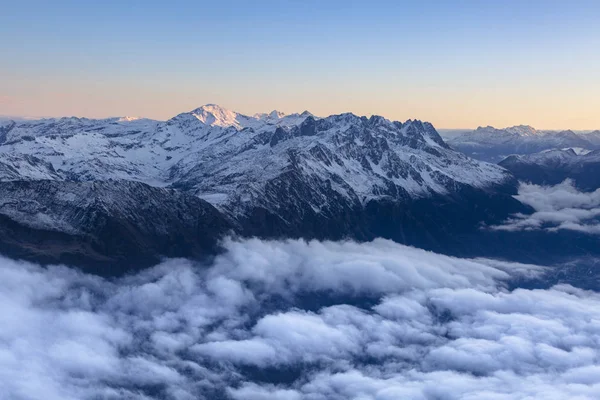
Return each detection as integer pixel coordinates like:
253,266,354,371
269,110,285,119
504,125,539,136
188,104,245,128
117,116,143,122
167,104,317,133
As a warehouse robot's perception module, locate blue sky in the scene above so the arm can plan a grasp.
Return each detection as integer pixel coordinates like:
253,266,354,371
1,0,599,128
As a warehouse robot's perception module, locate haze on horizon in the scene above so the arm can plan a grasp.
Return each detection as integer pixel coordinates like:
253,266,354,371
1,0,599,129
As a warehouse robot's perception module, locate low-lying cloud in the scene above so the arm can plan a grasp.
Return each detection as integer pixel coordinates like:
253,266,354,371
2,238,600,399
492,179,600,234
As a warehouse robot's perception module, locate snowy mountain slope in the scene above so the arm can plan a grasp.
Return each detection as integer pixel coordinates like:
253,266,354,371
0,116,165,183
447,125,599,162
0,154,62,181
499,149,600,190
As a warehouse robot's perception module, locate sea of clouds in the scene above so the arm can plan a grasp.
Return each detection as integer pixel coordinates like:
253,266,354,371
2,238,600,399
492,179,600,234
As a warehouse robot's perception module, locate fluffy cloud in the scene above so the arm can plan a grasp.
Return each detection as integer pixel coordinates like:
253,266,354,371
492,179,600,233
2,238,600,399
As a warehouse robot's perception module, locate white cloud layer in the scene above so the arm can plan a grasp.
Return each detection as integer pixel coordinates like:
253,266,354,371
1,238,600,399
492,179,600,234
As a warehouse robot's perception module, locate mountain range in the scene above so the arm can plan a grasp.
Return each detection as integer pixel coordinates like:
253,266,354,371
499,148,600,191
0,106,597,273
445,125,600,162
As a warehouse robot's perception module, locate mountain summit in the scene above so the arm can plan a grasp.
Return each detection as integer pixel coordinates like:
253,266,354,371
187,104,245,128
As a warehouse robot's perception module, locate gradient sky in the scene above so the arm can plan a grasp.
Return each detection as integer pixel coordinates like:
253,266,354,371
1,0,599,129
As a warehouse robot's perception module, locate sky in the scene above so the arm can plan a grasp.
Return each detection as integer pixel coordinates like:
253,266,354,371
1,0,599,129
